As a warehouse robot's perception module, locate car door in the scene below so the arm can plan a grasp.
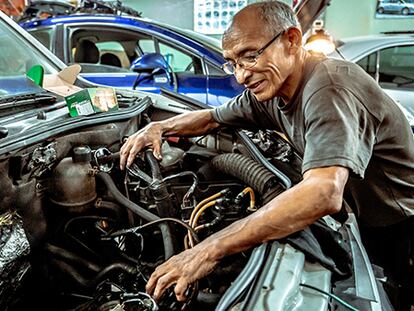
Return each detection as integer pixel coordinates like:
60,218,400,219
356,43,414,113
145,38,208,104
63,24,207,104
381,0,397,12
64,25,159,91
204,61,245,107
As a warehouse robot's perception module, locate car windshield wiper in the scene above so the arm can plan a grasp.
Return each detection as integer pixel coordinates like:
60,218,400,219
0,92,57,110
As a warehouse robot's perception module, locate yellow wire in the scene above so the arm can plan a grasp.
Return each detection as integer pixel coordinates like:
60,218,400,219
194,224,208,232
186,192,223,248
189,192,222,227
188,200,218,248
192,200,217,229
243,187,256,210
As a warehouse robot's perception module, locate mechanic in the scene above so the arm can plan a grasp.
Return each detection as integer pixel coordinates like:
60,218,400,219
120,1,414,309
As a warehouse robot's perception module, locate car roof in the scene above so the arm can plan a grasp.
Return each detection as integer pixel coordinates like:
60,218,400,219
336,33,414,61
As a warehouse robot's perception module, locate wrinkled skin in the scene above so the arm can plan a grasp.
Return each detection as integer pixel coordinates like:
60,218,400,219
120,110,218,169
146,244,219,301
120,122,163,169
222,9,306,104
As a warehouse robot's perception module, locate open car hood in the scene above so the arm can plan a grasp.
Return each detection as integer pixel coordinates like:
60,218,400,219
295,0,331,33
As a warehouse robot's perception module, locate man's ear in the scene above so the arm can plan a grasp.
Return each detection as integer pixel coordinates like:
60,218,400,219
286,27,302,54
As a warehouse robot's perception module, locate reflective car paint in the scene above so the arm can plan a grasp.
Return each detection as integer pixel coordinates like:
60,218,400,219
329,34,414,122
20,15,244,107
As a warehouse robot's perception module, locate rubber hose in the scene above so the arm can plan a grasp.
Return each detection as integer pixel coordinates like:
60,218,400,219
50,260,136,288
145,150,162,181
211,153,281,196
97,172,174,260
46,243,101,273
145,150,176,258
236,130,292,189
50,259,90,288
95,199,124,221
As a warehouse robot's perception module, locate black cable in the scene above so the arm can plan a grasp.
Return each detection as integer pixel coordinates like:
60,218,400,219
127,163,152,184
98,172,175,260
299,283,360,311
163,171,199,204
110,217,200,244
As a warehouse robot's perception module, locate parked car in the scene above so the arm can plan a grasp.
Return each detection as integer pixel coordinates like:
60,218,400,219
329,34,414,125
18,0,339,107
0,2,387,311
377,0,414,15
18,1,244,107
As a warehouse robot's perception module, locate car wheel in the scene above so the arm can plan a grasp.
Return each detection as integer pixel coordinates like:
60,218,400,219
401,7,409,15
377,7,384,14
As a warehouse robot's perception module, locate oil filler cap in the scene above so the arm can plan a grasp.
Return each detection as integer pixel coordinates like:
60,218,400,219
73,146,92,163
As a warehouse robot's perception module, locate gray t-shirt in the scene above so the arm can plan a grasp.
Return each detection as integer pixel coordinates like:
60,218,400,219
212,57,414,227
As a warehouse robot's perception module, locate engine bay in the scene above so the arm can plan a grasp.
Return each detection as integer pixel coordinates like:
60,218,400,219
0,106,301,310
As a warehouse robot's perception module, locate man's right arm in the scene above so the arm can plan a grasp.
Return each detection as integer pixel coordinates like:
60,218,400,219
120,110,220,169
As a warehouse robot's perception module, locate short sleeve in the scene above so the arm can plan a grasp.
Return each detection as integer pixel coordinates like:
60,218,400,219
211,90,261,129
212,89,283,131
302,86,379,178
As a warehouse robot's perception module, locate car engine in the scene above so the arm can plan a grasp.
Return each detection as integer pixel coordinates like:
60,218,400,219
0,107,300,310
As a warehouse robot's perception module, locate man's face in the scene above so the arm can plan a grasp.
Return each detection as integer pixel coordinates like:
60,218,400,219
222,15,295,102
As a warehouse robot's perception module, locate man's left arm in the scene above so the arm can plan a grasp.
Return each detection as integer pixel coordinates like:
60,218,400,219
146,165,349,301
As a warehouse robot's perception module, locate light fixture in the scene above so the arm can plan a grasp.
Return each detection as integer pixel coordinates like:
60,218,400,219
304,20,336,55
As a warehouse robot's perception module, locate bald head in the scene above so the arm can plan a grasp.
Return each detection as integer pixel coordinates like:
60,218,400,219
223,1,300,49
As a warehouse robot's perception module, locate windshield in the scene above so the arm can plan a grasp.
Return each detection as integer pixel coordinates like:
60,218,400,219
0,17,57,82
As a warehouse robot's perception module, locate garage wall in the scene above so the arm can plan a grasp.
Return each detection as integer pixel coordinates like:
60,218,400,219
324,0,414,39
123,0,414,41
123,0,193,30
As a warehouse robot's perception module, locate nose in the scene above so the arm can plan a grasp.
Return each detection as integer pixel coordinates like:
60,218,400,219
234,66,253,85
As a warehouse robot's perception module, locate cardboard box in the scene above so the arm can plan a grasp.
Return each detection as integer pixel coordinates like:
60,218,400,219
65,87,118,117
43,64,83,97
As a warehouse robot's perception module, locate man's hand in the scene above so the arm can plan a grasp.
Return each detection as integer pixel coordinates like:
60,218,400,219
146,245,219,302
120,122,163,169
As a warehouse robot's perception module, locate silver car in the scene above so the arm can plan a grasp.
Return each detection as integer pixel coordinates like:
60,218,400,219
330,34,414,123
377,0,414,15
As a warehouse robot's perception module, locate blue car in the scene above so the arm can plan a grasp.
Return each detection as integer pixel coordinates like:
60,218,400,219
19,3,244,107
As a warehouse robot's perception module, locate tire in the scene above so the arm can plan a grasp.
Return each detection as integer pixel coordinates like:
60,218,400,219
401,7,409,15
377,7,384,14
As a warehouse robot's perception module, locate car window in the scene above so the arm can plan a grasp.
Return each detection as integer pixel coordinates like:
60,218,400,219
379,45,414,89
158,42,197,73
69,26,204,75
69,27,148,72
138,39,156,54
206,62,226,76
29,28,53,50
356,52,377,79
95,41,130,68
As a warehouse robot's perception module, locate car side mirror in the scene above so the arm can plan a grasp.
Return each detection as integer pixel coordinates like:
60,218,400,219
130,53,171,88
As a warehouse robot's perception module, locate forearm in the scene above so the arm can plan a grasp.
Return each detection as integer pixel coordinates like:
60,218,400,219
156,110,220,137
202,169,345,260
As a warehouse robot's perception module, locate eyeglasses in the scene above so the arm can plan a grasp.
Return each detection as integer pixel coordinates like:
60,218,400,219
222,30,285,75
